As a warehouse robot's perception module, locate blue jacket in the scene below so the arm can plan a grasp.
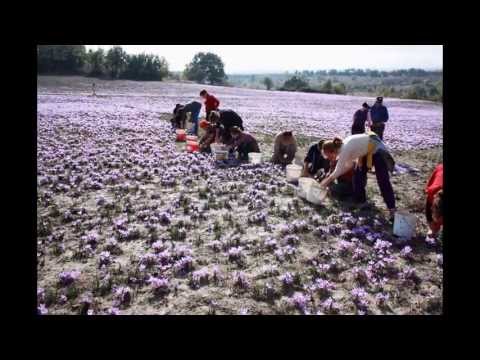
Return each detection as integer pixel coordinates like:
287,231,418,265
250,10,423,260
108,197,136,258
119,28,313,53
370,104,389,123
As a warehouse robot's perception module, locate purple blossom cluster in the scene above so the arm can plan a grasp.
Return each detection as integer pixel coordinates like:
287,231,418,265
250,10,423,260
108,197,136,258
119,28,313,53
263,237,278,251
232,271,250,289
351,287,369,310
147,276,170,295
321,297,340,314
279,272,294,287
190,268,210,288
58,270,81,286
310,278,336,297
227,247,244,262
399,246,414,260
113,286,132,306
288,292,309,313
173,255,194,275
274,245,297,262
99,251,112,267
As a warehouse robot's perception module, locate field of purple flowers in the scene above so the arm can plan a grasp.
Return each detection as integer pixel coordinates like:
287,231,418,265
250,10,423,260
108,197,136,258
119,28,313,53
37,77,443,315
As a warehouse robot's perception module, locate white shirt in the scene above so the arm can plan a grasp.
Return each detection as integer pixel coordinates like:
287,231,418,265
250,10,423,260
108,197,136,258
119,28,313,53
330,134,370,180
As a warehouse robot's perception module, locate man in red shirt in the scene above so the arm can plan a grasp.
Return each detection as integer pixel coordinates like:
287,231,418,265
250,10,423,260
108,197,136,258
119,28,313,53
425,163,443,236
200,89,220,120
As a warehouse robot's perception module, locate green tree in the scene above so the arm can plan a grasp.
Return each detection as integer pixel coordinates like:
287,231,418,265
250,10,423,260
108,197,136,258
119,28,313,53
37,45,86,74
122,54,169,81
321,79,333,93
333,82,346,95
184,52,227,85
105,46,128,79
263,77,273,90
282,76,309,91
86,48,106,77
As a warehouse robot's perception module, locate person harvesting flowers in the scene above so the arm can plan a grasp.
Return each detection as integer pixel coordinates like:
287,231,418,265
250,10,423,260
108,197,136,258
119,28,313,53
319,132,397,220
200,89,220,120
369,97,389,140
272,131,297,166
351,102,370,135
208,109,244,145
230,126,260,161
172,101,202,134
425,163,443,236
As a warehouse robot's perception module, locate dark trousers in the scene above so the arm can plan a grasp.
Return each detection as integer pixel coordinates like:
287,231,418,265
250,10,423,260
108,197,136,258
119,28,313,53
353,153,396,209
330,178,354,200
351,125,366,135
370,122,385,140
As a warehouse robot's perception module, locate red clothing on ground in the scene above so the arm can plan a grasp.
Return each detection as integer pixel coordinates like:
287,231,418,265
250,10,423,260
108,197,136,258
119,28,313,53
204,94,220,113
425,164,443,204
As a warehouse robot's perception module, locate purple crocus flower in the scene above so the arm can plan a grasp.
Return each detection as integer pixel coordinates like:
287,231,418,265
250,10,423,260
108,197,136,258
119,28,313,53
289,292,309,313
147,276,170,294
279,272,294,286
58,270,81,286
38,303,48,315
106,307,120,315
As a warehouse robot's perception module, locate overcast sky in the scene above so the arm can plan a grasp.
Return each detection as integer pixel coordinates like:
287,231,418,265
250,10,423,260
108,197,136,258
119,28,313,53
86,45,442,74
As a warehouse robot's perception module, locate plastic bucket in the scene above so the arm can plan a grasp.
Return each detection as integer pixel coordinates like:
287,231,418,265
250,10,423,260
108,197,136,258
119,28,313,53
176,129,186,142
297,177,316,199
393,211,416,241
307,183,327,205
286,164,302,183
211,143,227,153
214,150,228,161
186,141,199,153
249,152,262,164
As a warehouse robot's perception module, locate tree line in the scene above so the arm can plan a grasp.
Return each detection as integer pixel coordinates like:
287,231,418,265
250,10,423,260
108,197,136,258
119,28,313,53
289,68,442,78
37,45,226,83
38,45,170,81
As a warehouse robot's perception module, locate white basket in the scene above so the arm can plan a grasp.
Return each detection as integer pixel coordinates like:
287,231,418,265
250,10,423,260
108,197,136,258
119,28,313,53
286,164,302,183
393,211,416,241
297,177,316,199
306,183,327,205
214,150,228,161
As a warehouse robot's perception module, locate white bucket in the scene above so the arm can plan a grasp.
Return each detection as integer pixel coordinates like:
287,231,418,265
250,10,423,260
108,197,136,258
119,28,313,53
393,211,417,241
286,164,302,183
214,150,228,161
306,183,327,205
249,152,262,164
297,177,316,199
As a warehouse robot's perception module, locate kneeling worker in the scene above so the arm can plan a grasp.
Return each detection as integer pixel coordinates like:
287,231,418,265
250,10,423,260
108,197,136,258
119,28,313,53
198,119,217,153
172,101,202,135
425,163,443,236
272,131,297,166
209,110,244,145
230,126,260,161
302,140,331,180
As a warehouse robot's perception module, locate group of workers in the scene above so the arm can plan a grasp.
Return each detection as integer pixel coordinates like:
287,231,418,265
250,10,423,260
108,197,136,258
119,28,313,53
171,93,443,236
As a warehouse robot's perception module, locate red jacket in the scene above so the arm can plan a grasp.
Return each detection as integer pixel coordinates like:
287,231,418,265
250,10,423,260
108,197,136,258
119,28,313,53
204,94,220,112
425,164,443,204
425,164,443,231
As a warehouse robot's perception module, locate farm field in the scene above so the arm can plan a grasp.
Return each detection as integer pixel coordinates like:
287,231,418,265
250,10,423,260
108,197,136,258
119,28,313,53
37,76,443,315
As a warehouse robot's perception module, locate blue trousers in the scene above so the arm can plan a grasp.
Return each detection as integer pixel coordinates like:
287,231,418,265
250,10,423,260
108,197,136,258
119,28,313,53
190,110,200,136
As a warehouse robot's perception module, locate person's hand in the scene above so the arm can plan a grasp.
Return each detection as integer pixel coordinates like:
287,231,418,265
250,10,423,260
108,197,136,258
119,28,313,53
319,179,328,189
